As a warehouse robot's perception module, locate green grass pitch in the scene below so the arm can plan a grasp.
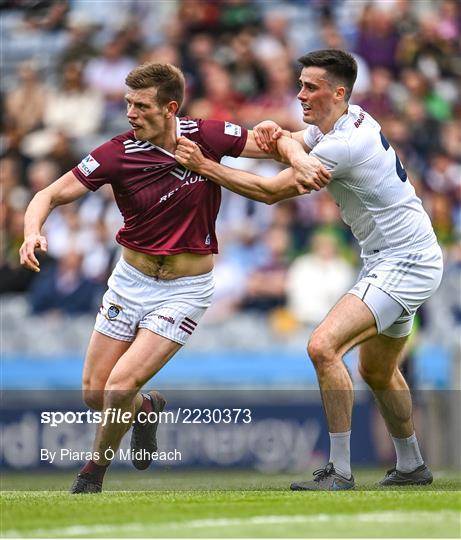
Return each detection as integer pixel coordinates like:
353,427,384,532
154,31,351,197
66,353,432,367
1,469,460,538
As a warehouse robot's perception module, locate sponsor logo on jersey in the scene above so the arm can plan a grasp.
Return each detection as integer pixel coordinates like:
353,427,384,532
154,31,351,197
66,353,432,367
77,154,100,176
179,317,197,336
354,111,365,128
159,187,181,203
157,314,175,324
365,273,378,279
224,121,241,137
160,168,207,203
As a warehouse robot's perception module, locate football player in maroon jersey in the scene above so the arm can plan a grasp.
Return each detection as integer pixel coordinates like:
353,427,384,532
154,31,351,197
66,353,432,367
19,62,330,493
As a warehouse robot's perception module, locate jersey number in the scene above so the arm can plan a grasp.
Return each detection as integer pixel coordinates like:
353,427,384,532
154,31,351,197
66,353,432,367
380,131,407,182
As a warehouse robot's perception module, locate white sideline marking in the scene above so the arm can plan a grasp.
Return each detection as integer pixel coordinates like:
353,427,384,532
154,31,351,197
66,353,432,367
3,511,458,537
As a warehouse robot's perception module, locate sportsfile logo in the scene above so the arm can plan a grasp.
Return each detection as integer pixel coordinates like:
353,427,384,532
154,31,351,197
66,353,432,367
40,407,252,427
77,154,100,176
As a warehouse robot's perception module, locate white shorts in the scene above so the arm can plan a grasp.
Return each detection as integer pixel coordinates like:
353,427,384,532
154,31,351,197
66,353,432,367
349,243,443,338
95,258,215,345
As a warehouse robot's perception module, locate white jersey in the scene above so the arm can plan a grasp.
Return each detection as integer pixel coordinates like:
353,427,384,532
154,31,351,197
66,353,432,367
303,104,437,259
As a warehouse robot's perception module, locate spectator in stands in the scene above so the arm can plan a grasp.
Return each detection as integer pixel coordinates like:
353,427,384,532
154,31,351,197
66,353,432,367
252,9,292,64
245,53,302,129
180,33,216,96
402,98,442,163
138,44,181,69
44,61,104,138
409,16,454,78
201,250,246,324
84,37,136,128
21,62,104,161
28,246,102,316
319,20,370,101
114,20,145,60
189,61,245,122
355,5,399,73
1,202,42,294
57,14,97,69
441,121,461,161
1,155,22,197
240,225,291,313
357,67,394,122
177,0,220,35
226,30,266,100
286,229,355,329
5,61,47,137
22,0,69,32
425,151,461,196
46,131,80,175
27,158,60,195
218,0,261,33
426,191,454,246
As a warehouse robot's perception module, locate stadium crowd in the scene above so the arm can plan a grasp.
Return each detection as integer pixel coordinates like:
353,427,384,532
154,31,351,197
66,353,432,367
1,0,460,357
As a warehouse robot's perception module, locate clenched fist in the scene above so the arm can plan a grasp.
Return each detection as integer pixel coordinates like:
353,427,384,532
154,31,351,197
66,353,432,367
175,136,206,173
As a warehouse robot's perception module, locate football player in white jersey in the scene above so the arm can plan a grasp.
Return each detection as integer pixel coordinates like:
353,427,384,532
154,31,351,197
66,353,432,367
175,49,443,490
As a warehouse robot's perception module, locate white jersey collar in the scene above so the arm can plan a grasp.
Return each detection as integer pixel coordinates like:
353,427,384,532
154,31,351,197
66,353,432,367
176,116,181,139
330,106,352,132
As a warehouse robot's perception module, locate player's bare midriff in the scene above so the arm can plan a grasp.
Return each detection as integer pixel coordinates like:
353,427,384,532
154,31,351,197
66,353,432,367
122,247,213,280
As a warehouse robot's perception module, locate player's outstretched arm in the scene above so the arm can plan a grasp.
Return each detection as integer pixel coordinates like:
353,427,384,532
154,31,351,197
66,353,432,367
20,171,89,272
251,121,331,192
175,137,307,204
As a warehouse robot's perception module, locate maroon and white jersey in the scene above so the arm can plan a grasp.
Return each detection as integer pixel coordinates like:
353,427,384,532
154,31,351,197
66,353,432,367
72,118,248,255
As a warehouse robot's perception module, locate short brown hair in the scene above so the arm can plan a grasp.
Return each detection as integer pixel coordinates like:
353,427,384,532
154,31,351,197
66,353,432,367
125,63,185,108
297,49,357,101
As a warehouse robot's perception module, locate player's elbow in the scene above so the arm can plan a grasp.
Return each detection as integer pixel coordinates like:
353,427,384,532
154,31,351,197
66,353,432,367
30,189,54,212
263,193,279,205
255,182,279,205
263,186,286,205
252,189,277,205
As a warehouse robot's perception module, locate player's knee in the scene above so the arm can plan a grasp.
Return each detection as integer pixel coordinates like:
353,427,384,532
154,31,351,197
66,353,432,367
358,362,392,389
104,376,139,406
82,389,104,411
82,377,105,410
307,331,336,369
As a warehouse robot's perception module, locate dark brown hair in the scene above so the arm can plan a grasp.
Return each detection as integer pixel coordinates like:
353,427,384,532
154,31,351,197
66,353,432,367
297,49,357,101
125,63,185,107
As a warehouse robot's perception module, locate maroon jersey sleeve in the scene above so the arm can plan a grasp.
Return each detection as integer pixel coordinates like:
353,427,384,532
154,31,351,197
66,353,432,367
72,138,121,191
194,119,248,161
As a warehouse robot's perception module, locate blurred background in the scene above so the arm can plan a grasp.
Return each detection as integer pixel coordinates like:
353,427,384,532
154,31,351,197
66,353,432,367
1,0,460,472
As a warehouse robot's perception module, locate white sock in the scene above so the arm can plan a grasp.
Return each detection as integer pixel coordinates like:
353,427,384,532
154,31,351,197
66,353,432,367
329,431,351,478
391,433,424,472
